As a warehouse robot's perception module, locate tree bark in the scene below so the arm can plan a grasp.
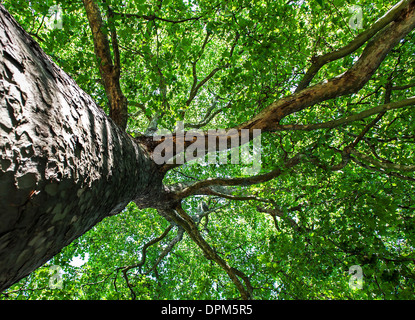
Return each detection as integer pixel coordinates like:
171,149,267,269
0,4,163,291
82,0,128,131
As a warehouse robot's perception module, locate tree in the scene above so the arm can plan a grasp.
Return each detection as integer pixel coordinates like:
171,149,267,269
1,0,415,299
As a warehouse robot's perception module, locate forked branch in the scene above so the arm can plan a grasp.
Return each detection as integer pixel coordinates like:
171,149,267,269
83,0,128,130
161,206,253,299
295,0,412,92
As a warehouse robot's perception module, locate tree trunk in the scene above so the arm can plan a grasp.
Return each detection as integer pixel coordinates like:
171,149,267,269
0,5,161,291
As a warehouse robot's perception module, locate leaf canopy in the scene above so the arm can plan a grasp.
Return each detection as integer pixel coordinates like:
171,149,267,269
1,0,415,300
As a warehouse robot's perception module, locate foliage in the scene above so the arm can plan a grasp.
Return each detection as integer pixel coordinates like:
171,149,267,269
1,0,415,300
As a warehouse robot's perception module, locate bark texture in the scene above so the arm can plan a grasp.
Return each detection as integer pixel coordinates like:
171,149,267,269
0,5,161,291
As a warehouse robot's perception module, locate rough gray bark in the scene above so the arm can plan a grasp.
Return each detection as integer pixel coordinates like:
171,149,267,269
0,5,163,291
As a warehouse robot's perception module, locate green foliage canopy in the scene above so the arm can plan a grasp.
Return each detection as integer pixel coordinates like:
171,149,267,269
1,0,415,299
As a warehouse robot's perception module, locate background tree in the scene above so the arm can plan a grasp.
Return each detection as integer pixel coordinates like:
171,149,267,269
1,0,415,299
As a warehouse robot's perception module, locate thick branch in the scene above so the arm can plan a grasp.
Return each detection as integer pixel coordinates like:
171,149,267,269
163,206,253,299
141,1,415,165
350,156,415,181
104,0,121,73
83,0,128,130
241,2,415,132
295,0,412,92
171,152,303,200
273,97,415,131
392,81,415,90
350,149,415,172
